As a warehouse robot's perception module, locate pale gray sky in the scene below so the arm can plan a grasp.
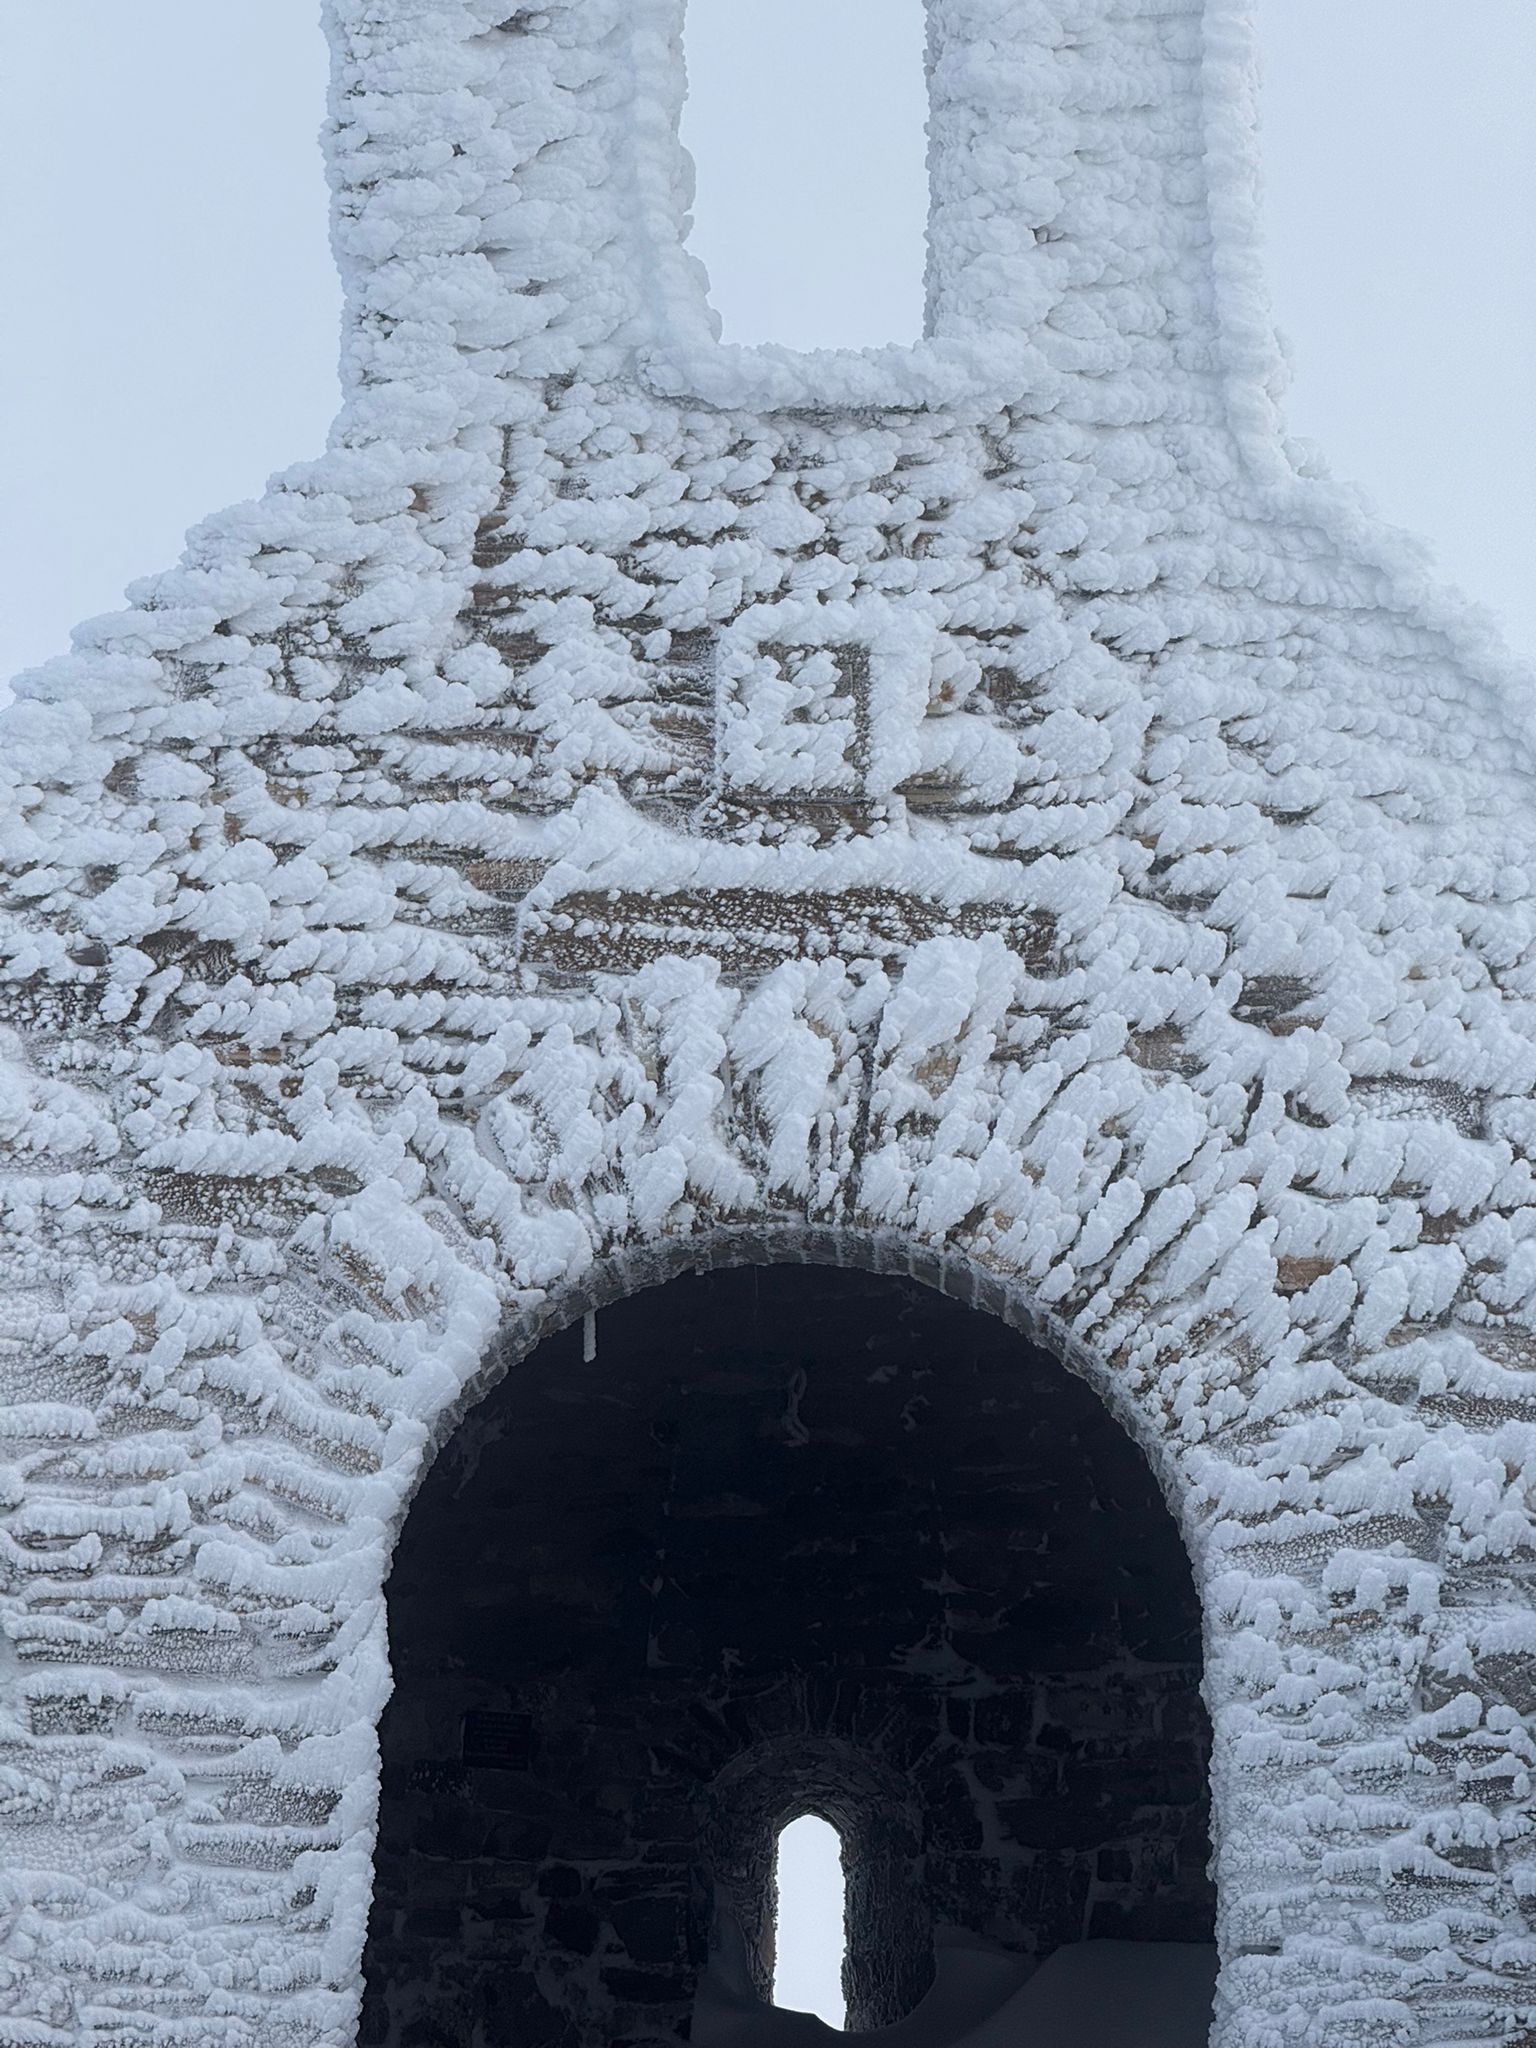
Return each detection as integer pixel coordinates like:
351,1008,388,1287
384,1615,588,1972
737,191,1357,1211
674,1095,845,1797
1260,1,1536,656
0,2,341,687
774,1815,848,2024
1,2,1532,687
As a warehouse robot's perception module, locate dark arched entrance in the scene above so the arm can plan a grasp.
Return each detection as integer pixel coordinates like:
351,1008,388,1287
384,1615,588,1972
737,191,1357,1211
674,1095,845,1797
361,1264,1213,2045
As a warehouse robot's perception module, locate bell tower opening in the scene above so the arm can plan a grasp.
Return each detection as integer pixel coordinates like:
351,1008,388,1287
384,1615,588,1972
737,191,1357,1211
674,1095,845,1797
361,1261,1214,2046
678,0,930,348
773,1813,848,2026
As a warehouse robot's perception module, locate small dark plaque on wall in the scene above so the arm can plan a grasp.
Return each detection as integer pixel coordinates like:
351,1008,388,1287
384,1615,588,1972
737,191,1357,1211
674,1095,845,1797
462,1709,535,1769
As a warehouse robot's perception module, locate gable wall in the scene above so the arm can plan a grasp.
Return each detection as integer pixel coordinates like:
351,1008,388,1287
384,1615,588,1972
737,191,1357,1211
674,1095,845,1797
2,4,1536,2044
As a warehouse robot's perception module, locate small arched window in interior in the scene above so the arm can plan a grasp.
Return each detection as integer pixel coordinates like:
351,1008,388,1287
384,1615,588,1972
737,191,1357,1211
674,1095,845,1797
678,0,929,350
773,1813,847,2027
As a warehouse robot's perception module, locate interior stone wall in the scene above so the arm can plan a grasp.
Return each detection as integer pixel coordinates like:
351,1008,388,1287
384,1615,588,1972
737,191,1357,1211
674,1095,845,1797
361,1266,1212,2047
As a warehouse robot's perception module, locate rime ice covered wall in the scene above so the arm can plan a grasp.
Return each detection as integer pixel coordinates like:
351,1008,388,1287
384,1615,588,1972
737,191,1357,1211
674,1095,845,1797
2,2,1536,2045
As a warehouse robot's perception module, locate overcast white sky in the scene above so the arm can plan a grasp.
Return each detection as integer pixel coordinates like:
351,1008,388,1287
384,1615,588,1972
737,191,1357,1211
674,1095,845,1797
1,2,1531,690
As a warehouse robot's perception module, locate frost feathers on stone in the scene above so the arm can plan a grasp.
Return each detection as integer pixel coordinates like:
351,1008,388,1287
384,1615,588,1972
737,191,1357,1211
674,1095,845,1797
2,3,1536,2046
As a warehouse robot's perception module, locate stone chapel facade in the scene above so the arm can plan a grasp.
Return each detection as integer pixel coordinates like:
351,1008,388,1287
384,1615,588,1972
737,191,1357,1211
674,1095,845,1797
4,2,1536,2043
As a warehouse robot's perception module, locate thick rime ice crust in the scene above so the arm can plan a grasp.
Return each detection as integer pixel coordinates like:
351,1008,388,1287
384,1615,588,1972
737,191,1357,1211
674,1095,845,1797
2,2,1535,2044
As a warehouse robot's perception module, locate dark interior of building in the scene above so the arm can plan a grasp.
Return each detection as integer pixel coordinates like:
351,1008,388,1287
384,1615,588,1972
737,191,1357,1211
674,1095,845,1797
360,1262,1213,2046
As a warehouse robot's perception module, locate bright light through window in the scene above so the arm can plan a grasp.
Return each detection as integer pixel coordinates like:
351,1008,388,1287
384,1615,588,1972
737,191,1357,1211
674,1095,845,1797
773,1814,847,2028
678,0,929,350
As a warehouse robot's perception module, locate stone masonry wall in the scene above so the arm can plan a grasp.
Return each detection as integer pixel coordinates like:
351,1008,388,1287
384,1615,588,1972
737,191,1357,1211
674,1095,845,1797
6,4,1536,2042
361,1266,1212,2046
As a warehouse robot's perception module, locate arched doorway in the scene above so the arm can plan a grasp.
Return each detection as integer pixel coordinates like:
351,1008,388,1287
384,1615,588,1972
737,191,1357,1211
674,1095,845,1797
360,1263,1213,2045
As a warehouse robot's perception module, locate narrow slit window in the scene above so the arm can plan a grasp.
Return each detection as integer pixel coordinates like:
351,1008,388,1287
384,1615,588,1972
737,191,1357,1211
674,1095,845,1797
678,0,929,351
773,1814,847,2028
